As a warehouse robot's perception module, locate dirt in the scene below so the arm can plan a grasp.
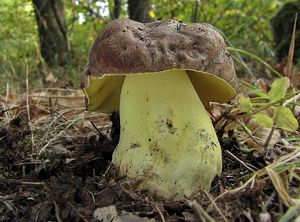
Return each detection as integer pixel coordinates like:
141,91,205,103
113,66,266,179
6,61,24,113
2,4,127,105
0,108,297,222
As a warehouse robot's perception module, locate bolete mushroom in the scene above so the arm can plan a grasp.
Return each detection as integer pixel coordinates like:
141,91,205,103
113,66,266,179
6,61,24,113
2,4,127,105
83,19,239,199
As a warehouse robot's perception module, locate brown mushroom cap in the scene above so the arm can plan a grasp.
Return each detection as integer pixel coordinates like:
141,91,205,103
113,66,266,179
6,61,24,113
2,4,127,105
83,19,239,112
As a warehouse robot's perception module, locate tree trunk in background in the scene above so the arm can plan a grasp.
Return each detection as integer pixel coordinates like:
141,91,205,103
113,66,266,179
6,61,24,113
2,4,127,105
270,0,300,62
113,0,121,19
128,0,150,22
32,0,70,66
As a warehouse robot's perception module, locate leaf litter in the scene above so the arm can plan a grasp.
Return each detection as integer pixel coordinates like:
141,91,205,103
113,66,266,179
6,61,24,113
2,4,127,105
0,77,299,221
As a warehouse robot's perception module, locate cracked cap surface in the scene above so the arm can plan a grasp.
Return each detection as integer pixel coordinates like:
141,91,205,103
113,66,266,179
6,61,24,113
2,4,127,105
82,19,239,90
82,19,239,113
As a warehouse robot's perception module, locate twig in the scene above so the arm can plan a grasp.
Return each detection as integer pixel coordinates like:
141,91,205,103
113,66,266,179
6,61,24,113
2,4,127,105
273,148,300,168
54,201,62,222
154,204,166,222
43,87,79,92
225,150,258,172
90,121,106,138
0,179,45,186
68,202,89,222
82,88,89,109
30,95,85,99
188,200,215,222
0,199,18,216
26,65,35,152
5,82,9,104
1,105,26,113
3,82,11,119
286,13,297,79
214,175,256,202
38,117,79,155
283,92,300,106
263,125,275,148
12,161,43,166
203,190,228,222
236,119,263,147
213,106,233,126
87,190,96,205
216,148,300,204
20,181,45,186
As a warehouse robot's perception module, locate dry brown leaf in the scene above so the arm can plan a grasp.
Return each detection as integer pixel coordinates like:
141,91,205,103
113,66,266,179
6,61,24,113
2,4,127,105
286,14,297,79
266,167,299,207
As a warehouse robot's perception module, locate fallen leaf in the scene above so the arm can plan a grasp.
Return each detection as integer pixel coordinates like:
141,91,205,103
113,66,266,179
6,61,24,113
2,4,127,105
266,167,299,207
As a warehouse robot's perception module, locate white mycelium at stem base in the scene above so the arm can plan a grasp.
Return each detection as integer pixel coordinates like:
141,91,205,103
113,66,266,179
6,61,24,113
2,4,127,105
112,69,222,199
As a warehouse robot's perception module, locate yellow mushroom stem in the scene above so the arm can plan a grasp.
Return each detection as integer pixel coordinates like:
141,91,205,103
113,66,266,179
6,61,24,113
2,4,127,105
112,69,222,200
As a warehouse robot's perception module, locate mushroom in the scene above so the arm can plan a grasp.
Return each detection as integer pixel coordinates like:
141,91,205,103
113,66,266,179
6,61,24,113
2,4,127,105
83,19,239,199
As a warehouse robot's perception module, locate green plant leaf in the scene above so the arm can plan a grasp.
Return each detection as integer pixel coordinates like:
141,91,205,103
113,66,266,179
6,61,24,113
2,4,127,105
268,77,290,103
274,107,298,131
238,95,253,113
254,113,273,128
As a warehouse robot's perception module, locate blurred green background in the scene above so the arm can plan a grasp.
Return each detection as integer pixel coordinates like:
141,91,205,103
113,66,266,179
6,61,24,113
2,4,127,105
0,0,295,89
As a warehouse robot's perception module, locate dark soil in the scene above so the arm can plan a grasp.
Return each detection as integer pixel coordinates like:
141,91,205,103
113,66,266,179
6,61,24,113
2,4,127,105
0,112,293,221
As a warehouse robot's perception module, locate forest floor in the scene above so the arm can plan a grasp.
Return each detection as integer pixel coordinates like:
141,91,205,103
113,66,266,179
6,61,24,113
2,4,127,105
0,68,299,221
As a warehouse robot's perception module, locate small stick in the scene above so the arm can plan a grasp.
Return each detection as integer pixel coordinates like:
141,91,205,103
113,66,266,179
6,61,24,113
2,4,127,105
20,181,45,186
263,125,275,148
3,82,11,119
203,190,228,222
12,161,42,166
87,190,97,205
0,179,45,186
26,66,35,152
213,106,233,126
90,121,106,138
38,117,79,155
54,201,62,222
188,200,215,222
226,150,258,172
68,202,89,222
283,92,300,106
237,119,263,147
154,204,166,222
214,175,256,202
